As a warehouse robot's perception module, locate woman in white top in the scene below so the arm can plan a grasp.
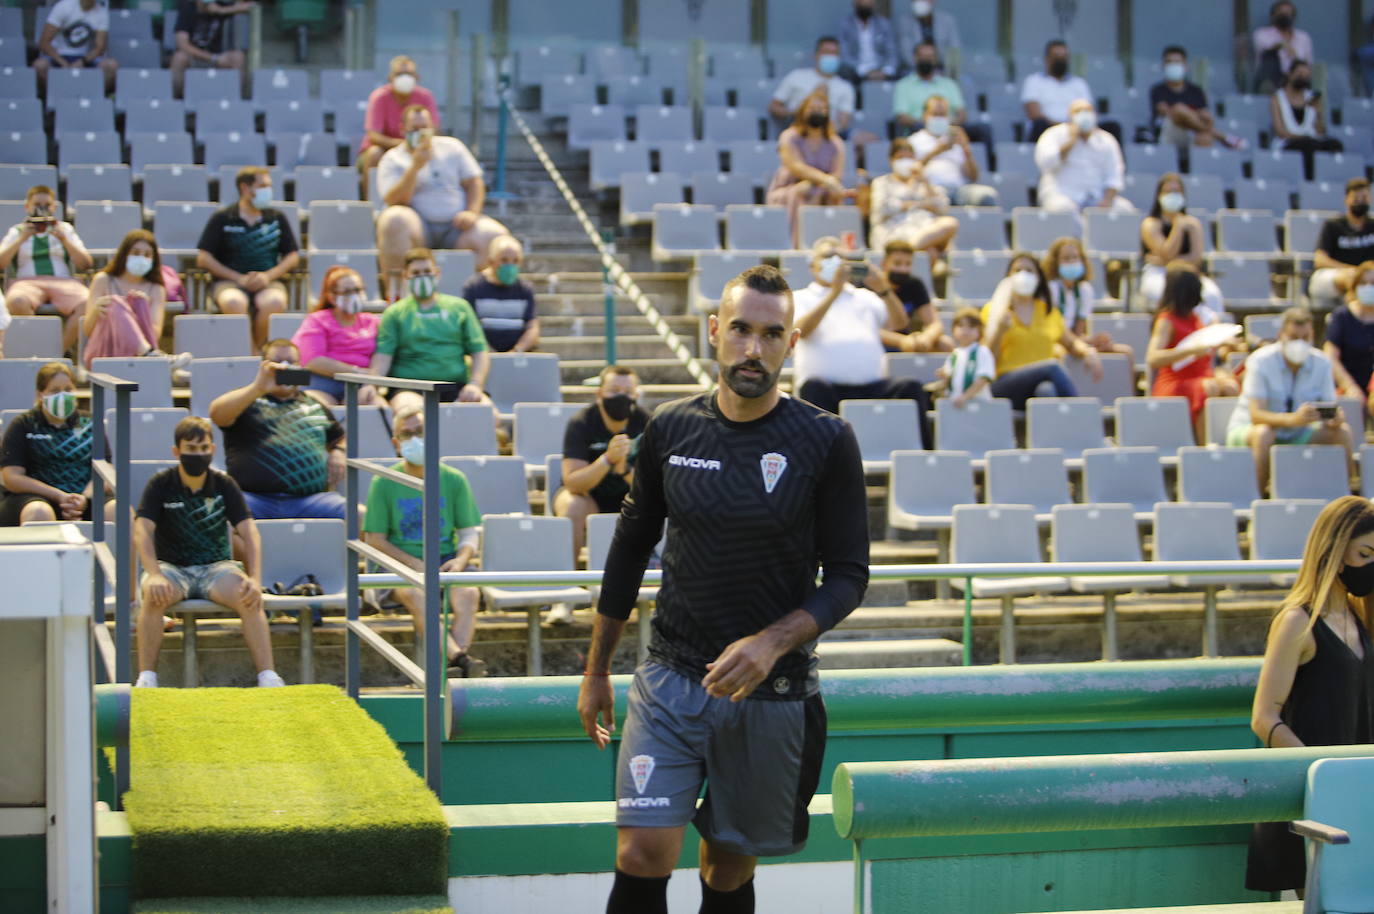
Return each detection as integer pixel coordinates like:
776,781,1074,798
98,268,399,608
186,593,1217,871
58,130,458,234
1041,236,1133,365
867,138,959,276
1270,59,1342,178
1139,173,1223,313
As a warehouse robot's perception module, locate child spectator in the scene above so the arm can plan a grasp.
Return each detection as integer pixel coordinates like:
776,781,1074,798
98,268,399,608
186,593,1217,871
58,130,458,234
936,307,994,407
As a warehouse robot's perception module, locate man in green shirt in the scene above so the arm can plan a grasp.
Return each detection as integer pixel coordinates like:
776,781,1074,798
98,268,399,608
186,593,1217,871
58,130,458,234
362,405,485,676
892,41,966,129
370,246,491,413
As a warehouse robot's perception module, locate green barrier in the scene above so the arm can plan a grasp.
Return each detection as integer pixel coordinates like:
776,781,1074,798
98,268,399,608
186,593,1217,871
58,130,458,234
832,744,1374,841
95,683,130,748
446,659,1262,740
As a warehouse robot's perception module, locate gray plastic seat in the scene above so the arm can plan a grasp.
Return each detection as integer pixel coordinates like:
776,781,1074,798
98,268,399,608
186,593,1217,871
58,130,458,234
1251,148,1305,184
839,399,924,472
441,455,531,516
89,357,173,408
1177,445,1260,518
1201,396,1239,446
589,141,649,192
183,69,243,105
1217,209,1279,255
587,44,641,81
0,163,57,199
485,352,561,416
1081,446,1168,519
329,405,395,459
174,314,253,359
1363,445,1374,499
307,251,382,304
658,141,719,178
188,357,258,418
1188,146,1245,181
72,201,142,254
1063,352,1134,404
887,449,975,536
947,206,1008,252
1114,396,1192,463
1010,207,1081,251
634,105,693,144
993,142,1035,176
266,312,306,341
251,68,310,106
319,69,372,111
104,407,189,460
1026,397,1108,466
46,66,104,100
153,201,219,256
883,352,945,385
513,402,583,472
725,141,776,187
3,316,63,358
1208,254,1280,309
1155,501,1268,590
651,202,720,260
619,171,682,225
798,206,863,251
0,359,72,411
306,201,376,252
142,164,208,212
690,251,762,312
935,397,1014,465
1082,208,1140,258
57,131,121,173
52,97,116,134
192,98,256,142
605,75,665,109
690,171,754,210
1181,173,1227,212
1089,313,1151,370
702,105,762,143
1313,152,1367,184
1297,180,1345,212
263,99,327,138
723,204,789,252
567,104,627,149
1230,178,1289,213
114,68,174,107
984,448,1070,522
129,131,195,174
518,44,583,85
1270,444,1349,501
1251,498,1327,586
947,251,1012,303
201,132,268,174
779,251,811,288
435,403,499,456
293,165,358,204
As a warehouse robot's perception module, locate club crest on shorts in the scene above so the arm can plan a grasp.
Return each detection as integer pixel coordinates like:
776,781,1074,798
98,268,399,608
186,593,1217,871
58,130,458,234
760,452,788,493
629,754,655,795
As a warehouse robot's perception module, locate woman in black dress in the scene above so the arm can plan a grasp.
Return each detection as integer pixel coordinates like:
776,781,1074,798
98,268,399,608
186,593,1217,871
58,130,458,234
1247,495,1374,892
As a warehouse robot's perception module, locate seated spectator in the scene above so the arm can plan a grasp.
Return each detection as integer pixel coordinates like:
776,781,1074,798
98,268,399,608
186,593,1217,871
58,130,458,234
33,0,117,94
196,166,299,351
1310,178,1374,308
1042,236,1133,363
897,0,961,62
461,235,541,353
1270,58,1341,179
1357,14,1374,98
1034,99,1134,215
1324,261,1374,399
292,265,381,406
1139,173,1223,311
794,236,931,441
1151,45,1241,149
766,88,855,247
1147,262,1240,438
0,362,97,526
170,0,251,99
769,36,857,136
134,415,282,689
875,239,950,353
869,139,957,275
893,43,966,130
83,230,186,369
0,186,93,355
555,366,649,567
933,307,994,408
1227,307,1352,491
908,95,998,206
376,105,509,298
358,55,441,174
837,0,898,86
1022,39,1095,142
0,289,10,357
208,339,347,520
1252,1,1313,94
981,251,1102,409
363,405,485,676
370,247,492,414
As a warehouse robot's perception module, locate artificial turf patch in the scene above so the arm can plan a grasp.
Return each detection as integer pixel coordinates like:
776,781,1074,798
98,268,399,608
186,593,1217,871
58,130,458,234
124,685,448,899
133,896,452,913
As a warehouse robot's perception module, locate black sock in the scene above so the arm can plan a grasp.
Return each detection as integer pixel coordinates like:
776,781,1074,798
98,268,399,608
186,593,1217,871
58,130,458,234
607,869,669,914
699,874,755,914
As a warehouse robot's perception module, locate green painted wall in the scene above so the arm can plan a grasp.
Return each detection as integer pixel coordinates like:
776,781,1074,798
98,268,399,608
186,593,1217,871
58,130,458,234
0,834,45,913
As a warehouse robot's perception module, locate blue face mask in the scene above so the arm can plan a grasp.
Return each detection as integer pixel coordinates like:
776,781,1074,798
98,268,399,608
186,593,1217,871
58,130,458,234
818,54,840,76
251,186,273,209
399,435,425,466
1059,262,1085,281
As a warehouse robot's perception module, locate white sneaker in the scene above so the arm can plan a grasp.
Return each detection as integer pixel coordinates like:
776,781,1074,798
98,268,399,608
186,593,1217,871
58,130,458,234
257,670,286,688
546,603,574,625
134,670,158,688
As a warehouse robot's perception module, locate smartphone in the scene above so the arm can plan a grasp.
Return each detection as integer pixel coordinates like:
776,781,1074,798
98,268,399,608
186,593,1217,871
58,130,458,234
1313,402,1338,420
847,261,869,284
275,368,312,386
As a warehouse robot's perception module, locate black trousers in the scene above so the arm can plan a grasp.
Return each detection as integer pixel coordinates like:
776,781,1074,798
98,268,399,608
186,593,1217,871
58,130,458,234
797,377,932,448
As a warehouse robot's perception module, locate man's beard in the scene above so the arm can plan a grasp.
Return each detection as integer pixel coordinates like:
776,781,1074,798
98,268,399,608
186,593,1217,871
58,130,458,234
721,359,777,398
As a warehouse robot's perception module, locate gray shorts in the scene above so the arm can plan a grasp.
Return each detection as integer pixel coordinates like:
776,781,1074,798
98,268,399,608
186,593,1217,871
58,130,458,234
144,560,245,600
422,219,463,250
614,660,827,857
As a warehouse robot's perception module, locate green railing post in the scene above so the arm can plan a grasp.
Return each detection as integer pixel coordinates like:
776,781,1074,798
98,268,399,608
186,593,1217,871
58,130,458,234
601,228,618,366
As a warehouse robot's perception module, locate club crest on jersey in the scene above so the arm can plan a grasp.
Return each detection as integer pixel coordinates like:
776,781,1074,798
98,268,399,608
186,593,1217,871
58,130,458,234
760,452,788,493
629,754,655,795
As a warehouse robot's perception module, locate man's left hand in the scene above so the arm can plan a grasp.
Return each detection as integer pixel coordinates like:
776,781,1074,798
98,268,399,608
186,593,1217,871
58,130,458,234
453,211,478,231
1084,349,1104,382
457,383,483,403
327,448,346,489
60,493,86,520
440,555,468,573
702,632,783,702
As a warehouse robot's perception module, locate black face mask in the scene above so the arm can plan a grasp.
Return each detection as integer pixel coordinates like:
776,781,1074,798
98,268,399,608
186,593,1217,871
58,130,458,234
601,394,635,422
855,5,872,20
1340,562,1374,597
806,112,829,129
915,60,935,77
1291,77,1310,91
179,452,212,477
1274,13,1293,30
1048,58,1069,78
1352,202,1370,220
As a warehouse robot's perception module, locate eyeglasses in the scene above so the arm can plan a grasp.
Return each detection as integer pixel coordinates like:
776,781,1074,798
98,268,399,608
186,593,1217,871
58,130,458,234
407,271,437,278
333,286,365,296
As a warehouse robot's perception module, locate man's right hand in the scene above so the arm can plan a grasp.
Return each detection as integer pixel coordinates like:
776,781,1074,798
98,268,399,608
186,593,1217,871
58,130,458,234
254,359,284,392
411,139,434,169
827,259,851,292
577,675,616,749
241,271,269,292
1291,403,1321,427
144,572,178,608
604,433,632,465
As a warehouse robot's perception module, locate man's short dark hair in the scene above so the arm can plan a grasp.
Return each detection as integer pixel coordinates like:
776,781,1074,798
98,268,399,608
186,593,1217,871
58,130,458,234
174,416,214,446
1347,177,1370,196
1281,306,1313,330
915,40,937,56
25,185,55,204
952,307,984,331
815,35,839,50
235,166,269,193
261,338,299,358
883,239,916,257
1162,45,1187,60
719,264,792,313
598,365,638,387
1044,39,1067,56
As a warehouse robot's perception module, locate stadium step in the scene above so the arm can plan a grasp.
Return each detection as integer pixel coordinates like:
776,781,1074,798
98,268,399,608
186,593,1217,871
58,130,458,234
541,314,698,335
816,638,964,669
558,357,703,385
546,334,696,359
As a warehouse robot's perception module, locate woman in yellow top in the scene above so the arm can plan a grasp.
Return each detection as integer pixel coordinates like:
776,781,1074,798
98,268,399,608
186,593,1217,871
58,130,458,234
980,251,1103,409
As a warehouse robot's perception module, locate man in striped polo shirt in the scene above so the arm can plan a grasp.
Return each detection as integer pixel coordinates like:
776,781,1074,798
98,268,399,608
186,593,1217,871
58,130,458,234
0,185,94,354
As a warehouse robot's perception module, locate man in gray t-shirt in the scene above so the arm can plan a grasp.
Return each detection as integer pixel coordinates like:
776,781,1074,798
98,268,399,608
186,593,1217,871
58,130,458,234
375,105,509,299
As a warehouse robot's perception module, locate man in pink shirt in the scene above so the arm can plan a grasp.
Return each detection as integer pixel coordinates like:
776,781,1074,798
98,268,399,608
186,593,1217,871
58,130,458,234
357,55,441,174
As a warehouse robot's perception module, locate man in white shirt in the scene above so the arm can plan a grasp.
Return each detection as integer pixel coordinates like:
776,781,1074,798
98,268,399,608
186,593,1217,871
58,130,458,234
910,95,999,206
33,0,117,93
794,236,930,441
376,105,509,299
1021,39,1120,143
1034,99,1134,215
0,185,93,354
769,36,856,135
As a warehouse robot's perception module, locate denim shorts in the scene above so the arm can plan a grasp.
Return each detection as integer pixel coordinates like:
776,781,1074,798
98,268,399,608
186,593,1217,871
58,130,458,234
145,560,246,600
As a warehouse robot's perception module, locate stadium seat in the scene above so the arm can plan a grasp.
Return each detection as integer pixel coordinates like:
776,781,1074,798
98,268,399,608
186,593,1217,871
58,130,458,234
518,44,583,86
985,448,1070,523
949,206,1009,251
883,352,945,385
886,450,975,557
1243,313,1283,345
658,141,719,179
690,251,763,312
1250,498,1326,586
620,172,682,225
263,98,327,137
1177,445,1260,518
0,64,36,101
587,44,641,81
1025,397,1109,465
46,67,104,101
567,104,627,149
57,131,122,173
441,455,531,516
1063,352,1134,403
68,164,134,206
107,35,160,68
272,132,342,174
89,357,173,408
513,402,583,473
1081,446,1168,519
332,99,369,150
0,359,72,411
188,356,258,418
779,251,811,289
129,132,196,175
725,140,777,186
993,142,1035,176
0,164,57,200
606,74,666,108
1114,396,1192,462
1089,313,1151,370
51,97,115,134
3,316,63,358
840,399,924,472
307,252,382,304
73,201,143,254
114,68,174,107
436,403,499,456
1216,209,1279,255
1156,501,1269,590
1051,504,1163,655
934,396,1014,464
948,251,1011,303
1312,152,1366,185
1082,208,1139,258
1296,180,1346,212
702,105,762,143
1270,444,1350,501
798,206,863,250
306,201,375,252
0,35,23,66
202,132,269,174
723,204,790,253
689,171,754,210
266,312,306,341
589,141,650,192
293,165,358,204
1180,173,1227,212
184,69,243,105
153,201,219,256
252,68,310,106
1230,177,1290,213
174,314,253,359
711,46,768,79
1251,148,1305,184
635,105,693,144
1010,207,1081,251
485,352,561,416
319,69,371,110
1208,254,1281,310
105,407,189,460
329,405,395,458
1188,146,1245,181
651,203,720,260
1202,396,1238,446
192,98,256,142
141,165,208,217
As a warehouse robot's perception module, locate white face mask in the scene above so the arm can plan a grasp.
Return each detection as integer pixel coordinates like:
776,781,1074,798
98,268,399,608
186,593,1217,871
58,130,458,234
335,293,364,314
1010,269,1039,297
1158,192,1186,214
817,255,842,284
892,157,918,178
1072,111,1097,133
392,73,417,95
126,254,154,277
912,0,932,16
1357,284,1374,306
1282,338,1311,365
1164,62,1187,83
924,115,949,137
42,390,76,420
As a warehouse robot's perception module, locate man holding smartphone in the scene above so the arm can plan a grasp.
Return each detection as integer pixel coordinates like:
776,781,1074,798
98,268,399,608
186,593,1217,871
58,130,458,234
208,338,348,519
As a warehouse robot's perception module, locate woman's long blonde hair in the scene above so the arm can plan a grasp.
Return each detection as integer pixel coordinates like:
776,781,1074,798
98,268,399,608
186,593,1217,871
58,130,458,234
1282,495,1374,634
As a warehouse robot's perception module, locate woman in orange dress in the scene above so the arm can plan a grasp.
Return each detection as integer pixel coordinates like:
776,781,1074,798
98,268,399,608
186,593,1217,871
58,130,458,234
1146,261,1239,441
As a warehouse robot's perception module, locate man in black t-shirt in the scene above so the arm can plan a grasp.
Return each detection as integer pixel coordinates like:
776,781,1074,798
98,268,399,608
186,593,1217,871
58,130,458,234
134,415,282,689
460,235,541,353
208,338,346,520
870,239,949,353
577,265,869,914
1311,177,1374,307
196,166,299,349
1150,45,1235,149
169,0,251,98
554,365,649,563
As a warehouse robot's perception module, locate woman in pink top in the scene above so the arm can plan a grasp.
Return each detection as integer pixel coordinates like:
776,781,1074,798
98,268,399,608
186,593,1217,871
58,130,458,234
357,55,441,173
293,265,381,406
